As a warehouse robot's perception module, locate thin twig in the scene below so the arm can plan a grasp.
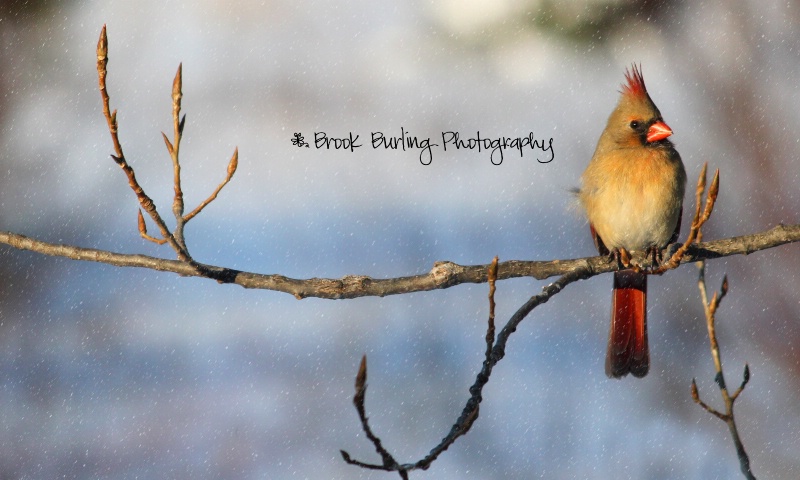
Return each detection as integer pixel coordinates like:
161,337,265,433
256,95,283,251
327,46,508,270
340,259,595,474
137,210,167,245
485,256,498,359
692,264,755,479
648,163,719,275
167,64,187,251
340,356,409,479
183,148,239,222
101,27,237,254
96,25,191,262
670,165,755,478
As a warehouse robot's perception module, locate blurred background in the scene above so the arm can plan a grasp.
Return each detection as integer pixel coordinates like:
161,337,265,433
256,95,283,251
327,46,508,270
1,0,799,478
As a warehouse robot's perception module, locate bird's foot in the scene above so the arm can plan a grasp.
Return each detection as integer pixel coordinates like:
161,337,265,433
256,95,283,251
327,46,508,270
608,247,632,269
645,245,663,267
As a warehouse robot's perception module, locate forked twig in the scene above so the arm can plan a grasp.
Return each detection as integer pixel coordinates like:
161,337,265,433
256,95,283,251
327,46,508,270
692,266,755,479
96,25,190,261
340,356,409,479
647,162,757,478
97,26,238,260
341,257,594,475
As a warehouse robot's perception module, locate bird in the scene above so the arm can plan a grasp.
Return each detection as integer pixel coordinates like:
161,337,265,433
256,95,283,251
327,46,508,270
578,64,687,378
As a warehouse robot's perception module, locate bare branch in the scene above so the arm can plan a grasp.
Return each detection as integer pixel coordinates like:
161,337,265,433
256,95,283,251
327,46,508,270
96,25,190,262
99,27,237,258
342,260,594,474
694,263,756,479
1,223,798,299
87,27,800,305
485,256,498,358
340,356,409,478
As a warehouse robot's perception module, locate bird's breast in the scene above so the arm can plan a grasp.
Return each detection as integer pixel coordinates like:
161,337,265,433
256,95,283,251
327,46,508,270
580,147,685,252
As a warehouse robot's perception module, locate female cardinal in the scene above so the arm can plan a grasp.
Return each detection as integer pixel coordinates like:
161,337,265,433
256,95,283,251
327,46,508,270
578,65,686,378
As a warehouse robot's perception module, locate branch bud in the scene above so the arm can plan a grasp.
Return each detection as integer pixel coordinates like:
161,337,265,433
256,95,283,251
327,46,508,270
227,148,239,177
691,379,700,403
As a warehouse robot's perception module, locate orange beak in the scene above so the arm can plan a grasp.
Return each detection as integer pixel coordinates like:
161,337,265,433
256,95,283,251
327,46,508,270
646,121,672,143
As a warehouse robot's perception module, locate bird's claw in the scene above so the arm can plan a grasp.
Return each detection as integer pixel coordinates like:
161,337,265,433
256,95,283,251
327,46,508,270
608,246,665,273
608,247,632,269
646,245,662,266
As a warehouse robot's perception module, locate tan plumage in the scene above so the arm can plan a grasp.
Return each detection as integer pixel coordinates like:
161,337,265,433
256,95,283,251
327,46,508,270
578,65,686,378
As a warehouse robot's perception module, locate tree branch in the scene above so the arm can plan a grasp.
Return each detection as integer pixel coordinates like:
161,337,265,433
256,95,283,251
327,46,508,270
0,223,798,299
341,258,593,475
96,25,192,262
692,264,756,479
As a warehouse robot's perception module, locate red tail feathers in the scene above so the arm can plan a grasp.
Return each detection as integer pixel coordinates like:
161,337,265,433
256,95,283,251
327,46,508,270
606,270,649,378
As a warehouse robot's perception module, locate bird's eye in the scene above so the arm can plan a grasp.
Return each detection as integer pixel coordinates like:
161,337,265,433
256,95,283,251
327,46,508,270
629,120,640,130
